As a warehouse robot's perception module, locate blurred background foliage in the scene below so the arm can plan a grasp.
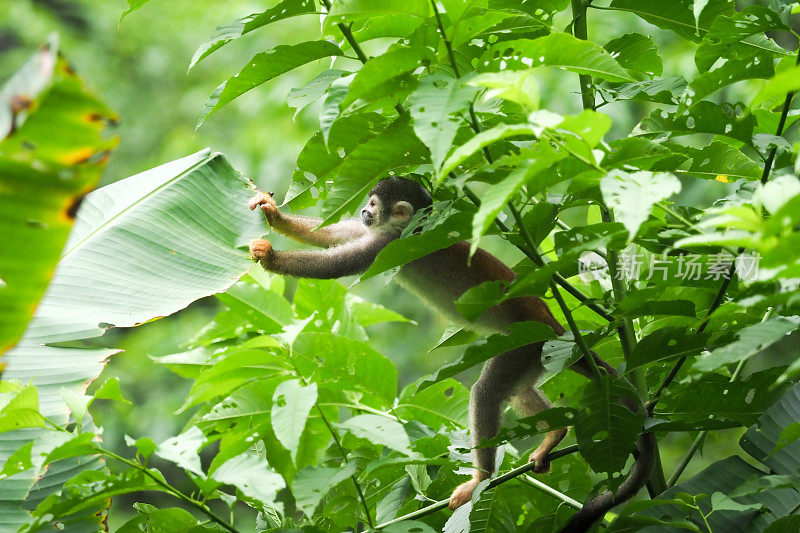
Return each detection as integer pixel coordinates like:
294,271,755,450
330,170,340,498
2,0,787,526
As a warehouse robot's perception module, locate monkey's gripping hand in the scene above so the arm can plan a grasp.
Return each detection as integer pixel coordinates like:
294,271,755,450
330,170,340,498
249,239,273,266
249,190,279,225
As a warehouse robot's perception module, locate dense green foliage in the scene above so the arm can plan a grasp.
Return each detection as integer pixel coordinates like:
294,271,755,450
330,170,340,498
2,0,800,531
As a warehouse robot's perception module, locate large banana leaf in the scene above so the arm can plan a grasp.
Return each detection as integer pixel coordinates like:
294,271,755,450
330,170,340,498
0,38,118,356
0,149,264,529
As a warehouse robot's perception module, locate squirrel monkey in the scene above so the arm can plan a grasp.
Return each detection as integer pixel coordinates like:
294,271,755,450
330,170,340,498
249,177,653,533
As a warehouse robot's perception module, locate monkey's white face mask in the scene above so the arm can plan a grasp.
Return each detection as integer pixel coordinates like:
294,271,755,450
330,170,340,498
361,194,414,232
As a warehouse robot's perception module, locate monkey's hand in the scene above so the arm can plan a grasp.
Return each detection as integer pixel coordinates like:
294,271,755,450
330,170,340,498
248,190,279,224
249,239,273,265
449,476,483,510
528,448,552,474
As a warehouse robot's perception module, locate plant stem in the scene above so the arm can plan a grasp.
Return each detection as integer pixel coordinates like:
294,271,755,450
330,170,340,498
430,0,460,77
570,0,595,111
373,445,579,529
508,202,602,377
97,446,240,533
570,0,667,495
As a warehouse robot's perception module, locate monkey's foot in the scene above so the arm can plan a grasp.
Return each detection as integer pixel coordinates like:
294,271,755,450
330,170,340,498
528,448,551,474
449,477,482,510
249,239,272,262
248,191,278,220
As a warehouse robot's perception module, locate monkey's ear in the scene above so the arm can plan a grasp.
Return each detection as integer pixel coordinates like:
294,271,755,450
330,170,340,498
392,201,414,220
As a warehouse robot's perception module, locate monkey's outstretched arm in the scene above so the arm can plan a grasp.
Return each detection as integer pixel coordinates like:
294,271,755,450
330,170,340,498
250,190,367,248
250,234,390,279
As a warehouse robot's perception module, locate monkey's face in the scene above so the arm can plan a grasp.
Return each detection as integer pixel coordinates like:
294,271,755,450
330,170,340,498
361,195,380,227
361,194,414,231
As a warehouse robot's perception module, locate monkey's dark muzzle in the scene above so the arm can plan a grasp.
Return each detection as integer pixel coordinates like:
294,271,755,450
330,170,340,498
361,210,374,226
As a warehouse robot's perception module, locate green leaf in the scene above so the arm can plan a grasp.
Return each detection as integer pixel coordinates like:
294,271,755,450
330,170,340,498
343,46,434,108
704,5,788,47
604,33,663,77
0,39,117,355
468,70,541,111
118,505,216,532
600,170,681,239
211,452,285,507
217,280,294,333
574,375,643,475
683,53,773,108
396,378,470,429
773,422,800,455
198,41,343,126
439,123,536,179
456,281,511,322
674,140,762,181
288,69,349,117
635,101,756,143
742,382,800,475
693,317,798,372
423,322,557,386
325,0,430,27
658,371,787,427
482,33,635,82
626,327,709,373
93,377,132,405
608,0,733,42
292,462,356,517
189,0,316,69
471,142,567,254
599,77,686,105
0,385,45,434
28,468,162,526
271,379,318,462
155,426,205,478
319,77,351,145
341,414,412,455
410,73,477,169
292,332,398,402
349,297,412,327
751,64,800,109
322,115,426,224
120,0,151,20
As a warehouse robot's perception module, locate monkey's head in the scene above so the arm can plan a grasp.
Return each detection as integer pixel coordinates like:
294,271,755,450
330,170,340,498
361,177,432,230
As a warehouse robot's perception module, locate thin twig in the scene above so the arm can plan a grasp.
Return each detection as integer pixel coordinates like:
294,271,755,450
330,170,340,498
373,445,579,529
99,447,241,533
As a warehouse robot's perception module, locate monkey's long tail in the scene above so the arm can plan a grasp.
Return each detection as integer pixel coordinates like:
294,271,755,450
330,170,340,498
557,431,656,533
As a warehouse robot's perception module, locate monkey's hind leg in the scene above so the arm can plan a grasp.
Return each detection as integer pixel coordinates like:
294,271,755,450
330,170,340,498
511,385,568,474
448,347,535,510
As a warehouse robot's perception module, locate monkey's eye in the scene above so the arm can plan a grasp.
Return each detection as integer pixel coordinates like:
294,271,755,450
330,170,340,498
369,200,375,206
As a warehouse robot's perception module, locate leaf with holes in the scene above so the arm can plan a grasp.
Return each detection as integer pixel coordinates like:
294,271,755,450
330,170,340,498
271,380,318,462
574,375,643,475
601,169,681,240
481,33,634,82
410,72,477,170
